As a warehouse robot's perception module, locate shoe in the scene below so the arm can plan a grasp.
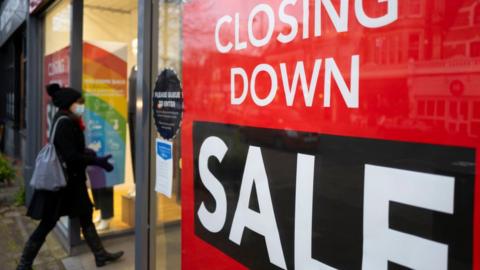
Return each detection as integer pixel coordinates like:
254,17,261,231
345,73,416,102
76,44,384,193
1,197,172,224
82,223,124,267
94,250,124,267
95,219,111,231
17,239,43,270
93,212,102,224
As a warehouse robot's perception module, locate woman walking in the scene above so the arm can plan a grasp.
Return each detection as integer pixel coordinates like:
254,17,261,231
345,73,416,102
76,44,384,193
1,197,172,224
17,84,124,269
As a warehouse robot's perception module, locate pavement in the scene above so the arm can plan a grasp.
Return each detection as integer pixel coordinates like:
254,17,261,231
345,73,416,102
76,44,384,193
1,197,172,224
0,181,67,270
0,190,137,270
0,158,179,270
62,235,135,270
0,158,136,270
61,225,181,270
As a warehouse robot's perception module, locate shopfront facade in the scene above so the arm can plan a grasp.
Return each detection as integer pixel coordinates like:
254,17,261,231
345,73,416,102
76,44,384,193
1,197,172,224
14,0,480,269
24,0,182,268
0,0,28,160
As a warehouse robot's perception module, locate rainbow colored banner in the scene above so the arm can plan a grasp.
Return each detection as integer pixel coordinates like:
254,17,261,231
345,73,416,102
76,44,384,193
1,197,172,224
83,41,127,188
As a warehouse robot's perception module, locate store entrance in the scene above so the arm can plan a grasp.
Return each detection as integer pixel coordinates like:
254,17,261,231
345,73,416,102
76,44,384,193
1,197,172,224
151,1,183,269
82,0,139,236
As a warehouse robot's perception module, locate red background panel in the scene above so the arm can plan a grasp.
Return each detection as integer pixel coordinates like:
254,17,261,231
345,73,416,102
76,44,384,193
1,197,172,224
182,0,479,268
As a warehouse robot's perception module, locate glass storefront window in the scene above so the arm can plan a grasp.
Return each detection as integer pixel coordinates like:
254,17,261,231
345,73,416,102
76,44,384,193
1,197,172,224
82,0,138,235
18,0,480,268
154,0,183,269
179,1,478,269
28,0,479,268
42,0,71,231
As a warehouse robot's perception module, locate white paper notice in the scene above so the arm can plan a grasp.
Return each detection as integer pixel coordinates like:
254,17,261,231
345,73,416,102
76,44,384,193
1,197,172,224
155,138,173,197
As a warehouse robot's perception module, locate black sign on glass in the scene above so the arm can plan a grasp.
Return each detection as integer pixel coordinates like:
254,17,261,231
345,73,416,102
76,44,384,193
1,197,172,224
193,122,475,270
152,68,183,140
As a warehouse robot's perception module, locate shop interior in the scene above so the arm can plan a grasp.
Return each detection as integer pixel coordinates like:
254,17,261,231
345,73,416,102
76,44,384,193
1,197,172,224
43,0,182,238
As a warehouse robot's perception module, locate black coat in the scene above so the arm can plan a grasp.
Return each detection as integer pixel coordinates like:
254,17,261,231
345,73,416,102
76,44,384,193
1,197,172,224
27,110,97,220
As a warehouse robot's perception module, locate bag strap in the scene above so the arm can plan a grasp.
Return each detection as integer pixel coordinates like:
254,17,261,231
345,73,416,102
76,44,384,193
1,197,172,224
49,116,70,143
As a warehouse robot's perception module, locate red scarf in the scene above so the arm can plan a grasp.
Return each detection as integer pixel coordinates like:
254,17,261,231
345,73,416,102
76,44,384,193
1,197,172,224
77,117,86,131
60,109,85,131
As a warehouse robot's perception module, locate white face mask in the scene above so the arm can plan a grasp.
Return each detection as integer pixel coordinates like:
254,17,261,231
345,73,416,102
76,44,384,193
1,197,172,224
73,104,85,116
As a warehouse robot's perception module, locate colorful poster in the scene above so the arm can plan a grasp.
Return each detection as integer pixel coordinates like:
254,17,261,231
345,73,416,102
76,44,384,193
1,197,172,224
43,46,70,143
83,41,127,188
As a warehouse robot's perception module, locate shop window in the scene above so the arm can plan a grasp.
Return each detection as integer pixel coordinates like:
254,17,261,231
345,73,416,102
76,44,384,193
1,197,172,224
472,122,480,137
436,100,445,117
472,101,480,137
392,35,400,63
0,38,23,131
375,37,386,64
408,33,420,61
474,101,480,119
388,38,394,64
445,44,467,58
82,0,138,235
450,101,458,119
426,100,435,116
409,0,422,16
474,4,480,25
470,41,480,57
151,1,184,269
460,101,469,120
418,100,426,116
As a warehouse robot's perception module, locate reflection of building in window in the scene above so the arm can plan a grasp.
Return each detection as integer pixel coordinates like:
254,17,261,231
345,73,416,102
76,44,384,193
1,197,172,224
359,1,479,138
388,38,394,64
363,0,445,65
369,34,408,64
408,33,421,61
474,4,480,24
363,1,480,64
415,96,480,138
374,37,389,64
409,1,480,138
471,41,480,57
158,3,182,72
409,0,422,16
444,0,480,58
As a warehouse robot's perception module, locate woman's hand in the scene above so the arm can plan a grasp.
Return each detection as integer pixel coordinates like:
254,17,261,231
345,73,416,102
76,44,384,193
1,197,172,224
94,154,114,172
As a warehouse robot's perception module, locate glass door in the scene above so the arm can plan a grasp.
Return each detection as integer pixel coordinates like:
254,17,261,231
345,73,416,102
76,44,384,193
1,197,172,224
152,0,183,269
82,0,138,236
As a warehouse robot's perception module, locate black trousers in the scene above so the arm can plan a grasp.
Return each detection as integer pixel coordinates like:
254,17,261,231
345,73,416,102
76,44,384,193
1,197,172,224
29,211,94,244
92,187,114,219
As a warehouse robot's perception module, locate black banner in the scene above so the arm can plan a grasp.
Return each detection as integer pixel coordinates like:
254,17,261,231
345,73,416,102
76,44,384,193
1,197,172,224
152,69,183,140
193,121,475,270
